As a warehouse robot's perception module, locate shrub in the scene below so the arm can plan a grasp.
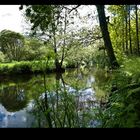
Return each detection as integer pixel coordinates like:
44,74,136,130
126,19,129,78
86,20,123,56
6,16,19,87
97,57,140,128
12,62,32,74
0,51,5,62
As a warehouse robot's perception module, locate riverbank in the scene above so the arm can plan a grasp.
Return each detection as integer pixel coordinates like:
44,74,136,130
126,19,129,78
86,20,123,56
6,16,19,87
0,61,67,76
97,57,140,127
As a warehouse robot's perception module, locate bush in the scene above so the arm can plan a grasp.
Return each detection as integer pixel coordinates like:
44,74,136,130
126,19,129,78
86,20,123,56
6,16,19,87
97,57,140,128
0,51,5,62
0,60,56,75
12,62,32,74
0,65,10,74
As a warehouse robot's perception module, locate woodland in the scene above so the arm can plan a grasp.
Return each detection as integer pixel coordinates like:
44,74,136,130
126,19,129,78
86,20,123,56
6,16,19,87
0,5,140,128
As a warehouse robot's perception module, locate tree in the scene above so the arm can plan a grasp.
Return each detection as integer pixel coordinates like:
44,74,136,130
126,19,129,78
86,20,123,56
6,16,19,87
122,5,125,52
107,5,140,56
96,5,119,69
124,5,129,54
0,51,5,62
0,30,25,62
23,37,51,61
128,5,132,54
20,5,65,72
135,5,139,54
20,5,84,72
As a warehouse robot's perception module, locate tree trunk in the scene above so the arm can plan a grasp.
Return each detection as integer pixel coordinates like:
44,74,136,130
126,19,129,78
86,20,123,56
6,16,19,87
52,23,63,72
128,5,132,54
125,5,128,54
122,19,125,52
135,5,139,54
96,5,119,69
60,9,67,68
122,5,125,52
55,58,63,72
51,11,63,73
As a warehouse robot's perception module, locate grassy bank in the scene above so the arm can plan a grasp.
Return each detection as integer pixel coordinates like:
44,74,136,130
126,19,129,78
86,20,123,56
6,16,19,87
0,60,57,75
0,59,81,76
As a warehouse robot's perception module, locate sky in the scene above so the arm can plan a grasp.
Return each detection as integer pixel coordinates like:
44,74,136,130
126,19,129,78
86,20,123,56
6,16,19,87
0,5,24,33
0,5,98,34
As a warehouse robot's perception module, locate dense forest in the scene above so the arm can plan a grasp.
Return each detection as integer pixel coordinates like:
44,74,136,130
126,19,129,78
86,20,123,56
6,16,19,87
0,5,140,128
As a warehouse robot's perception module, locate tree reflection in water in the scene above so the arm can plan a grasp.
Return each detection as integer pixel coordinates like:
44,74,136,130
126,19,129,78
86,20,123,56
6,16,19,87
0,68,104,127
31,70,99,128
0,82,31,128
0,85,29,112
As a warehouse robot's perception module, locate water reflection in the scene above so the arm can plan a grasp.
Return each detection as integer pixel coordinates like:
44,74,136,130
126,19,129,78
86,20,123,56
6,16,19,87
0,68,106,128
0,75,34,127
0,85,29,112
30,70,100,128
0,104,34,128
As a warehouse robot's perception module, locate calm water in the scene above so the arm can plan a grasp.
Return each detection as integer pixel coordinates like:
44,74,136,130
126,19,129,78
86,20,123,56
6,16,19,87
0,68,107,128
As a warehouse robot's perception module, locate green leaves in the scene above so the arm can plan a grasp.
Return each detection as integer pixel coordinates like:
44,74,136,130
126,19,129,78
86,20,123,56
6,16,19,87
21,5,62,35
0,51,5,62
0,30,25,61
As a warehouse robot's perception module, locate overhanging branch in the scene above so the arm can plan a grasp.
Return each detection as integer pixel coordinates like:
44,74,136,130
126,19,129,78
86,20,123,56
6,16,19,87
68,5,81,14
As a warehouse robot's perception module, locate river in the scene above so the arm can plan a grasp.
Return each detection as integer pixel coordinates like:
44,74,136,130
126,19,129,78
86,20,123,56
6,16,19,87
0,68,108,128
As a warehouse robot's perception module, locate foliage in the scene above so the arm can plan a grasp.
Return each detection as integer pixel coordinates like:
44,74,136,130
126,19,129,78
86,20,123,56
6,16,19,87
0,5,140,127
20,5,62,34
23,37,53,61
0,51,5,62
107,5,140,56
0,29,25,62
96,57,140,127
0,60,55,75
29,70,96,128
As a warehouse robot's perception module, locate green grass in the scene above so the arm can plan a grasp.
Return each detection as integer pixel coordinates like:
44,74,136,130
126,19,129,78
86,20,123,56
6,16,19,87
0,59,78,75
0,60,56,75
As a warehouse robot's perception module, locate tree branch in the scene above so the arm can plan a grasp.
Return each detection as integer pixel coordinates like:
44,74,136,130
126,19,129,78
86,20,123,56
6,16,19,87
68,5,81,14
